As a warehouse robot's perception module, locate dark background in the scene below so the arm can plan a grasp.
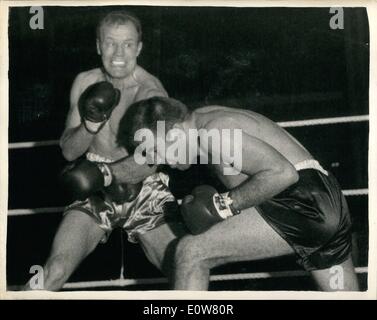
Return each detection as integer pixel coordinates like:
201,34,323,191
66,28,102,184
7,6,369,290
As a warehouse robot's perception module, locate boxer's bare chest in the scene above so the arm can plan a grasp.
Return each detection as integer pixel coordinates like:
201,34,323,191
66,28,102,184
89,84,140,159
108,85,139,134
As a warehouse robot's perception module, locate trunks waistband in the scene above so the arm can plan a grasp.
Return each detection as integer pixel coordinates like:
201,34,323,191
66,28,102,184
294,159,328,176
86,152,114,163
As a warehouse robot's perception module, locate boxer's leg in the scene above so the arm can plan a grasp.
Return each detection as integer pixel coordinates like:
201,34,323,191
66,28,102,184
138,221,187,282
310,255,359,291
131,172,187,282
173,207,294,290
24,210,105,291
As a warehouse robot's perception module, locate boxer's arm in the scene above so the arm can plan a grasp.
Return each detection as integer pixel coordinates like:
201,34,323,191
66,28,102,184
111,76,165,183
204,120,299,211
109,155,158,185
228,133,298,211
60,73,96,161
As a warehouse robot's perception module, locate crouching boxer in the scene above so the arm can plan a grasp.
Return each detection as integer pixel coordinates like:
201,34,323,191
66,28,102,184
24,12,187,291
117,96,360,291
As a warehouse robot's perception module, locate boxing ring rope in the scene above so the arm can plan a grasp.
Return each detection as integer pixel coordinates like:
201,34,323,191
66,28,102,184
7,188,369,217
8,114,369,150
7,113,370,289
60,266,369,289
277,114,369,128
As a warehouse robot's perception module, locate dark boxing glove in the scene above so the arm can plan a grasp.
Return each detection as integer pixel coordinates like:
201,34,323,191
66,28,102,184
61,159,142,203
104,182,142,204
180,185,241,235
79,81,121,134
60,159,113,200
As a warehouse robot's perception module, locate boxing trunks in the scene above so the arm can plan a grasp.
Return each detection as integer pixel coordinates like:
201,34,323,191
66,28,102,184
64,153,177,243
256,160,352,270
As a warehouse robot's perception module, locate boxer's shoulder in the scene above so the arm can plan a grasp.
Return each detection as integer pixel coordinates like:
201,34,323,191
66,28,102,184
194,107,263,137
195,105,230,113
133,66,167,96
133,65,161,86
70,68,104,104
75,68,105,88
196,111,239,131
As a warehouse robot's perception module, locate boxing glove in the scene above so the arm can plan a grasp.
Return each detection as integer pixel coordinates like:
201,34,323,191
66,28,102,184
61,159,143,203
78,81,121,133
180,185,241,235
104,182,142,204
60,159,113,200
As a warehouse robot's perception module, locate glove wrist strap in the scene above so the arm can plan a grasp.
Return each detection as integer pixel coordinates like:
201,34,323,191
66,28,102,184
221,192,241,216
83,119,107,134
96,163,113,187
213,192,240,220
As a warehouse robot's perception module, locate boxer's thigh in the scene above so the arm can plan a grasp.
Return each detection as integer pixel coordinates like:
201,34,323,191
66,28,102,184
138,221,187,273
50,210,106,262
180,207,294,268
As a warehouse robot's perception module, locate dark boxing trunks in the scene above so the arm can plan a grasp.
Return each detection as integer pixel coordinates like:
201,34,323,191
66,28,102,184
256,160,352,271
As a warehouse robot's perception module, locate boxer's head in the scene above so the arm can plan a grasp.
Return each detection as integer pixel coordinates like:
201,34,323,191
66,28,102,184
96,11,143,79
117,97,192,169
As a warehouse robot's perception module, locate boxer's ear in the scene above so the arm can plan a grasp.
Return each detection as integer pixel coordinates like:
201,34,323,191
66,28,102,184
172,122,184,131
136,41,143,57
96,39,101,55
167,124,186,142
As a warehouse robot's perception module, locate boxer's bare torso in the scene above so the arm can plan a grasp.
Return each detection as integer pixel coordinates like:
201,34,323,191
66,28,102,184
65,66,167,160
173,104,358,292
191,106,313,189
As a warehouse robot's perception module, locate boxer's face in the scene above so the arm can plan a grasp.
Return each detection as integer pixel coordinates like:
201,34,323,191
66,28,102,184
97,22,142,79
159,131,192,171
141,123,193,170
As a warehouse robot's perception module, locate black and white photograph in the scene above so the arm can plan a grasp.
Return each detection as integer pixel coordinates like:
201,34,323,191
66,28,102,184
1,1,375,298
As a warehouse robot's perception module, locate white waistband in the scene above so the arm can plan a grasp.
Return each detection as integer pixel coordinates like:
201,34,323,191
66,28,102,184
294,159,328,176
86,152,114,163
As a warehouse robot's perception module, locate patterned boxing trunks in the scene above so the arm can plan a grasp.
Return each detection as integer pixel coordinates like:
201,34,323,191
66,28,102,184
64,153,177,243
